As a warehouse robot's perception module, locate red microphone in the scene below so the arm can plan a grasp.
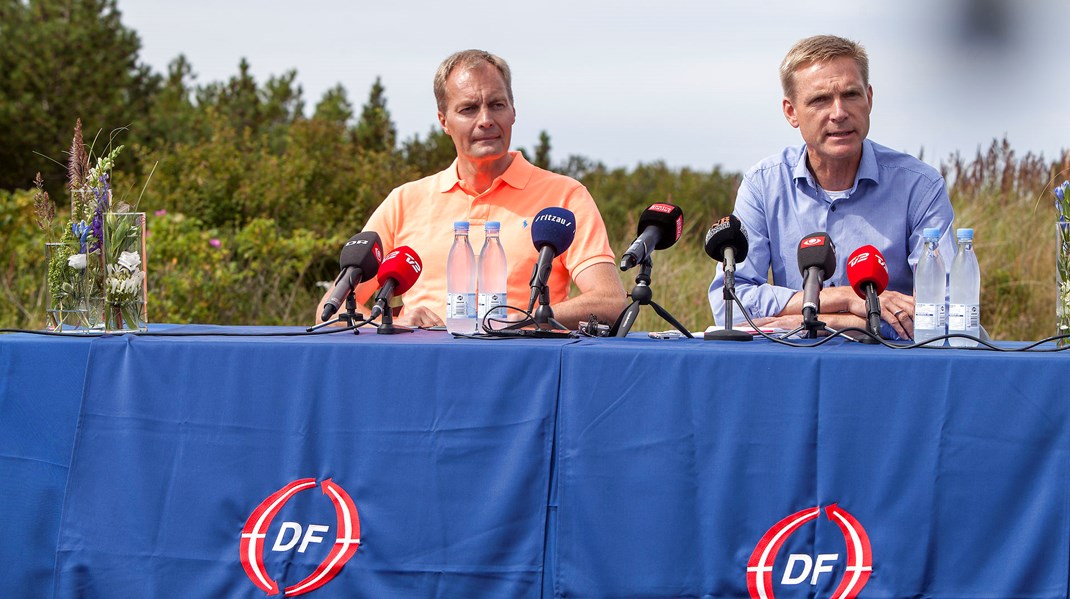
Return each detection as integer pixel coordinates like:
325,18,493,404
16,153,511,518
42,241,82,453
846,245,888,340
370,246,422,320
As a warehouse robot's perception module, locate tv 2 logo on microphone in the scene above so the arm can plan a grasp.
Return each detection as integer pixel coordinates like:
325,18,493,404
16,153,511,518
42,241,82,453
848,251,886,270
747,504,872,599
239,478,361,597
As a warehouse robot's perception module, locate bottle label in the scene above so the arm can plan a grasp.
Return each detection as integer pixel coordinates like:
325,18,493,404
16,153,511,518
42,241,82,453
914,302,944,330
478,292,508,321
447,293,476,318
948,303,978,331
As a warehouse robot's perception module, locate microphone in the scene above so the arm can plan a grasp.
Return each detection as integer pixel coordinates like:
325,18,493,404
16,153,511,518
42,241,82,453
703,215,752,342
796,232,836,324
321,231,383,322
704,215,749,272
620,203,684,270
847,245,889,340
527,207,576,311
369,246,422,320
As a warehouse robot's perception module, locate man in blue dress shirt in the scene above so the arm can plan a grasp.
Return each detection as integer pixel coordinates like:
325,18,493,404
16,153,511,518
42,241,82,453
708,35,955,340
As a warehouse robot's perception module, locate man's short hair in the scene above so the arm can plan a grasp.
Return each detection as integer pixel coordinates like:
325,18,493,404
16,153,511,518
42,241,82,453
433,49,514,113
779,35,869,101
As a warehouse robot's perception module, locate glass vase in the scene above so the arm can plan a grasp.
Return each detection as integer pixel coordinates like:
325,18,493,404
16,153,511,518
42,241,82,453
103,212,148,333
1058,222,1070,345
44,240,88,332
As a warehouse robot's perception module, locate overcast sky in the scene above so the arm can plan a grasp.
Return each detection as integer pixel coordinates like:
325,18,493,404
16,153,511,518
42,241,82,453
121,0,1069,174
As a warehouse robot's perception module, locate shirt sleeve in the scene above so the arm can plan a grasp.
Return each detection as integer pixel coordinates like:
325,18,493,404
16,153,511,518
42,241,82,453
560,183,616,278
708,174,798,325
907,176,956,272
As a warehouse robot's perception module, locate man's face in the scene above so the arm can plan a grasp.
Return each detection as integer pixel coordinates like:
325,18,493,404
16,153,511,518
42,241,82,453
782,57,872,169
437,63,516,165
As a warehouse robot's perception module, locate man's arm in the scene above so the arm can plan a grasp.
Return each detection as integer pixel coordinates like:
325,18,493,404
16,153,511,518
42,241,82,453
773,286,915,339
549,262,626,329
709,176,797,325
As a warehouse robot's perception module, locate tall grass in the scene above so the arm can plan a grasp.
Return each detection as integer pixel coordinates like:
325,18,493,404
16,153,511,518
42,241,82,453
617,139,1070,340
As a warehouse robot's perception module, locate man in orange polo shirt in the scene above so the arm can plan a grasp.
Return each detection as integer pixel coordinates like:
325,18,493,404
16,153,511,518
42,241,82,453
315,49,625,329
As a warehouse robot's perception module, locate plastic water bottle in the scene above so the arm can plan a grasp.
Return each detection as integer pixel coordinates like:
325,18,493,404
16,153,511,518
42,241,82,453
913,227,947,344
478,221,508,326
446,221,478,334
948,228,980,347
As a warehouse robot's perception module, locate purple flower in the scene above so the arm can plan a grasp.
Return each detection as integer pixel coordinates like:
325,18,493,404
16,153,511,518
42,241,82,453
209,238,221,248
154,209,167,217
1057,183,1066,202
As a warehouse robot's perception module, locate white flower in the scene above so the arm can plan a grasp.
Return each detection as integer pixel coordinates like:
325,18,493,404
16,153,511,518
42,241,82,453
68,254,87,270
117,251,141,272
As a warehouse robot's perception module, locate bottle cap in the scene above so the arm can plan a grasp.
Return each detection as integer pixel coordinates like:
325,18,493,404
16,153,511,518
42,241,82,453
923,227,941,240
454,221,470,232
956,228,974,241
485,221,500,233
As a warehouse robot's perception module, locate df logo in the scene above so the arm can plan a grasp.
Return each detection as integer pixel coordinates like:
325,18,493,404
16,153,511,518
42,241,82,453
239,478,360,596
747,504,872,599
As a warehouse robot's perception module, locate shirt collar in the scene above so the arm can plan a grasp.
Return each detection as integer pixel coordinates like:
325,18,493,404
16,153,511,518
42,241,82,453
792,139,880,193
437,151,534,194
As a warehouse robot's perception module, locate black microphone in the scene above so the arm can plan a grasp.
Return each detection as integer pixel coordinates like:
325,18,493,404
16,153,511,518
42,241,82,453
703,215,752,341
797,232,836,323
527,207,577,311
704,215,749,273
620,203,684,271
320,231,383,322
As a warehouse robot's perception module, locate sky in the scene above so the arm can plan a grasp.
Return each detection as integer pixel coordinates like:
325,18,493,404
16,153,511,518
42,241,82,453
120,0,1069,174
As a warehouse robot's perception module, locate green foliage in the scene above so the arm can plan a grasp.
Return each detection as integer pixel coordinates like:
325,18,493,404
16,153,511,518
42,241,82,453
401,126,456,178
147,212,343,324
0,0,159,195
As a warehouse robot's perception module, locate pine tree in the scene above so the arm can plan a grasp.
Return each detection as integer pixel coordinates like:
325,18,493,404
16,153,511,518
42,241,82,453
534,130,552,170
353,77,396,153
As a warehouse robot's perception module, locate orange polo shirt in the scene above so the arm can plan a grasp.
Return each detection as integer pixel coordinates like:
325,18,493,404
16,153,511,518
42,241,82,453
353,152,615,320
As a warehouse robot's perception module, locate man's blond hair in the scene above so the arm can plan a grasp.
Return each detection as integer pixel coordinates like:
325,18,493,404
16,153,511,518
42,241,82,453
433,49,513,113
779,35,869,100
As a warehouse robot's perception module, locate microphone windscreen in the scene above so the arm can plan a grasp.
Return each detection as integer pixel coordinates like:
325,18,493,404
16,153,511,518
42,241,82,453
797,232,837,279
376,245,422,295
704,215,749,263
846,245,889,299
339,231,384,281
637,203,684,250
531,207,577,255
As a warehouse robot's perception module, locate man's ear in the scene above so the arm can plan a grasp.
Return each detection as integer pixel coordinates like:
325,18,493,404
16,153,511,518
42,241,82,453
783,97,800,129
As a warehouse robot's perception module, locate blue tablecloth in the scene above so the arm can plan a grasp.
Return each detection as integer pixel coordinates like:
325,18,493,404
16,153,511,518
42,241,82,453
554,336,1070,598
3,327,1069,598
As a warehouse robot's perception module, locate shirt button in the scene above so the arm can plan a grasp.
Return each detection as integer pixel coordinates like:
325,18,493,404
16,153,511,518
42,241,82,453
831,206,837,212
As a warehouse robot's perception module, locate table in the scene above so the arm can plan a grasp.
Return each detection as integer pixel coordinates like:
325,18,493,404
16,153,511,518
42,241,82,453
2,326,1068,598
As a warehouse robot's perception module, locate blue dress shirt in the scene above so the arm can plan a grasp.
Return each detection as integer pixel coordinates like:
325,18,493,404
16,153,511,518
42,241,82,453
708,139,956,339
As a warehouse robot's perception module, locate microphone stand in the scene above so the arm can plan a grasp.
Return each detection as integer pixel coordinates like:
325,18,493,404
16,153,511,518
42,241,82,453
704,255,751,342
610,256,692,338
506,262,566,331
375,300,413,335
307,291,362,334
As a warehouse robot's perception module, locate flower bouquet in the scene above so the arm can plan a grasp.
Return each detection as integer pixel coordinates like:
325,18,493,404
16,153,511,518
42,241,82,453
39,119,150,333
1056,180,1070,341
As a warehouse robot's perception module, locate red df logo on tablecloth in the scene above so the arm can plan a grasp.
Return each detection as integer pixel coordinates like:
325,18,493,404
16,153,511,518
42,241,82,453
240,478,361,596
747,504,872,599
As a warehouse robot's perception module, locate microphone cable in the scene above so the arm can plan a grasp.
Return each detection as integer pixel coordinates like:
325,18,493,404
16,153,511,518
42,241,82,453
725,288,1070,352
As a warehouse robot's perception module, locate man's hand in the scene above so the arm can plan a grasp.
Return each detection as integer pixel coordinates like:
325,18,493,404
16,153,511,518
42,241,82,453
395,306,444,328
874,290,914,340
